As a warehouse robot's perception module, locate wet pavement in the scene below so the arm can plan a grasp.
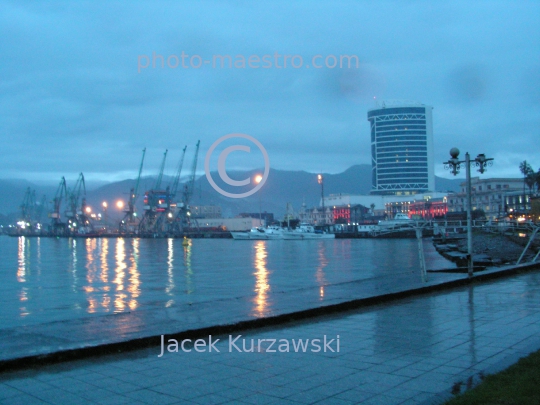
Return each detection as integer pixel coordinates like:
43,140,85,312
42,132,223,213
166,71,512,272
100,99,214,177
1,268,540,404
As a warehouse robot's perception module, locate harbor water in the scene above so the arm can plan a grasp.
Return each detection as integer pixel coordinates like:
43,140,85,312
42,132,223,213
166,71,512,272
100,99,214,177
1,235,454,331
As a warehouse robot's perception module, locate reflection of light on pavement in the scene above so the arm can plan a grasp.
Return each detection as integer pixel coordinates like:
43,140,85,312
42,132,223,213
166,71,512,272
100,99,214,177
166,238,175,297
253,241,270,317
128,238,141,311
184,241,193,295
316,241,328,300
113,238,127,312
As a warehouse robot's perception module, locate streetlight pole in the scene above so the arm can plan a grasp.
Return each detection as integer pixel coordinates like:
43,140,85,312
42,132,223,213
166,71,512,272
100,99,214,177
102,201,108,229
254,175,263,226
444,148,493,278
318,174,325,225
465,152,473,278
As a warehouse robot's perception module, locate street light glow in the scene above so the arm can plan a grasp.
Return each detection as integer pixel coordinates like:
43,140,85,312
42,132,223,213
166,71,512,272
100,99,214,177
116,200,124,209
254,174,263,184
102,201,108,208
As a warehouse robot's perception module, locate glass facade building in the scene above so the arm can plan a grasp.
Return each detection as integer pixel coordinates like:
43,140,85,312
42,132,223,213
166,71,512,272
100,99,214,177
367,104,434,195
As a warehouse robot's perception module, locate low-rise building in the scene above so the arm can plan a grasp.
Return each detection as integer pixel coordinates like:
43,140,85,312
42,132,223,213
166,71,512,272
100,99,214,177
325,192,448,220
196,217,261,231
407,198,448,219
190,205,222,219
447,177,523,220
504,191,533,214
238,212,274,225
298,204,333,225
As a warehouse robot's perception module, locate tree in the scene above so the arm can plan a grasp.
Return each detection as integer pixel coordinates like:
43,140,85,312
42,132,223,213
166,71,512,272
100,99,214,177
519,161,534,208
519,160,534,179
525,172,536,195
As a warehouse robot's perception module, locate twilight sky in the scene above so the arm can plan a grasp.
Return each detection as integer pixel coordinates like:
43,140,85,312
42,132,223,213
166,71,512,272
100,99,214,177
1,1,539,186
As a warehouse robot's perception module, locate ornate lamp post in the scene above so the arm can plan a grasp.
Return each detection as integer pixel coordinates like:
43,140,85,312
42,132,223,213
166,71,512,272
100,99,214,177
444,148,493,278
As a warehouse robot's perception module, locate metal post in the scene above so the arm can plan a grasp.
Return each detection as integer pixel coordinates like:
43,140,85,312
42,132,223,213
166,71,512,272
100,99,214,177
517,227,539,264
321,179,325,225
416,227,427,282
466,152,474,278
318,174,325,226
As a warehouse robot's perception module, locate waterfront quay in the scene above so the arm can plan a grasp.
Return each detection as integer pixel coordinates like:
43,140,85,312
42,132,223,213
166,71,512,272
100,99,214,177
1,235,540,404
1,265,539,404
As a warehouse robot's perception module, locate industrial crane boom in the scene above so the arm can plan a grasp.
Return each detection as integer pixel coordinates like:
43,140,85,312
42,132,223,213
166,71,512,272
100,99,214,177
131,148,146,207
170,145,187,198
183,140,200,206
67,173,86,216
155,150,168,190
52,177,67,219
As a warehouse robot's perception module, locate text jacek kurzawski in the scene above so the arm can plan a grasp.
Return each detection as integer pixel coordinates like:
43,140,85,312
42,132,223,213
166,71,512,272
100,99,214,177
158,335,340,356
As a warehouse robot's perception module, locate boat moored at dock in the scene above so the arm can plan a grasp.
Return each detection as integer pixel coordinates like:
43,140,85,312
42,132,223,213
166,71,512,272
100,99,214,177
282,223,335,240
231,225,285,240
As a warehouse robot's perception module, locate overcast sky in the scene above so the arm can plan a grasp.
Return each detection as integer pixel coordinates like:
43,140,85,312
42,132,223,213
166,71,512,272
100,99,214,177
1,1,539,186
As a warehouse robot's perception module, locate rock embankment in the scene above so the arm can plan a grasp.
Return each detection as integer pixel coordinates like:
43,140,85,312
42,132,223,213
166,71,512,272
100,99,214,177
436,231,539,266
461,232,535,264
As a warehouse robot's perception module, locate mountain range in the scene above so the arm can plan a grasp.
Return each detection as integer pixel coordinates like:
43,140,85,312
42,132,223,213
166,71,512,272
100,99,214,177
0,165,463,224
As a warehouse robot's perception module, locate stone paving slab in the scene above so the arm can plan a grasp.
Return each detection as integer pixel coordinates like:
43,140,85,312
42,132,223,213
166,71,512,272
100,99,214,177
1,269,539,404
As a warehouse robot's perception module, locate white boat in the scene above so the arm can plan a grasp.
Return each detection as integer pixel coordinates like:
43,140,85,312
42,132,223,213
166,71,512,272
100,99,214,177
377,213,415,229
282,223,335,240
231,225,284,240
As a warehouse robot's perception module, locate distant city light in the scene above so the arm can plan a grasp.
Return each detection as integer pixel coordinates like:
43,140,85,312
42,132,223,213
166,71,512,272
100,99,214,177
116,200,124,209
254,174,263,184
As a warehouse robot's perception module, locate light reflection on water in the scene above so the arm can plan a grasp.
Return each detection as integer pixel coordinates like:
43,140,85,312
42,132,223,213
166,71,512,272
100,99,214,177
1,236,454,328
316,241,328,300
184,241,193,295
253,241,270,317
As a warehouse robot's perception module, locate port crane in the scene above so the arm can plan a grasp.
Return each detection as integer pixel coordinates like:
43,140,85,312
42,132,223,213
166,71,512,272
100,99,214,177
35,195,48,226
20,188,36,224
172,140,200,235
49,177,68,235
65,173,93,235
139,150,168,236
119,148,146,234
165,145,187,234
17,188,37,234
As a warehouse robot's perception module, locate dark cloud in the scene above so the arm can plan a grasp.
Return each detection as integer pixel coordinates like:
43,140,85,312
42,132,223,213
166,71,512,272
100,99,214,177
447,64,487,102
0,1,539,182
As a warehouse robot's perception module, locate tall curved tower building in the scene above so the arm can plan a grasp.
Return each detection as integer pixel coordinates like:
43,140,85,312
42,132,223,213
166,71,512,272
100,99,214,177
367,102,434,195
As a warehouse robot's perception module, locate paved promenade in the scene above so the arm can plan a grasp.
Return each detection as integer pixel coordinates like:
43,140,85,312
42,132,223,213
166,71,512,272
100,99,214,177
1,268,539,404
